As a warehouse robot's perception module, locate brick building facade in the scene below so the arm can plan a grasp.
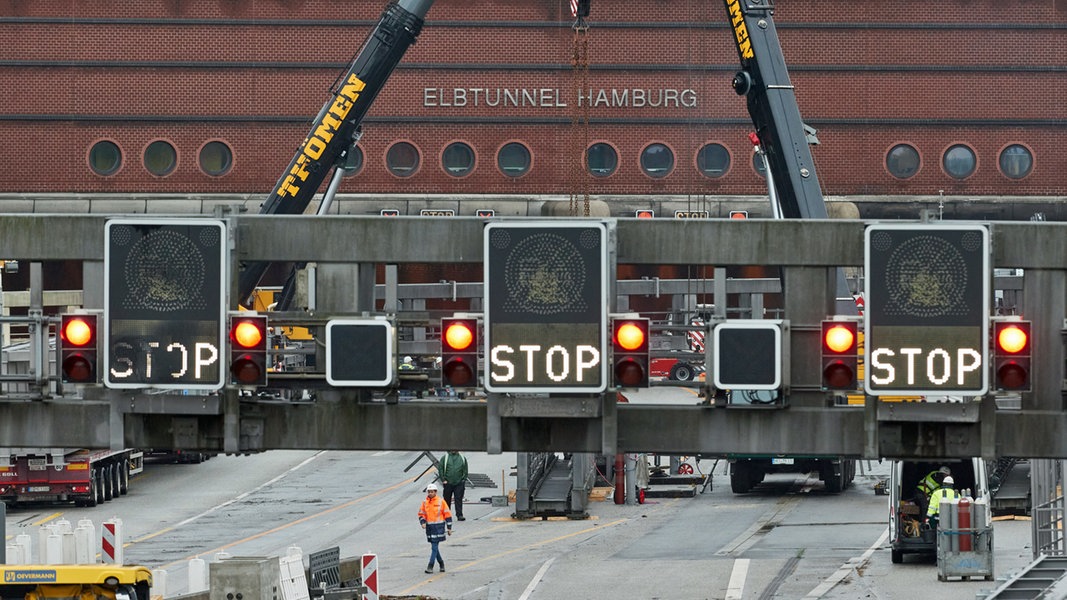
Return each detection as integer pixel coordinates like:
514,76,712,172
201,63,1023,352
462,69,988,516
1,0,1064,210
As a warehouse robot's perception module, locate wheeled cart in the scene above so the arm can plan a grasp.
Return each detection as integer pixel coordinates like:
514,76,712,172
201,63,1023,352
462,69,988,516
937,526,994,581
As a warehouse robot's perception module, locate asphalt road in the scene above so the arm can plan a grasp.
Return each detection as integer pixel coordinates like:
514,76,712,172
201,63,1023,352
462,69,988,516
3,444,1036,599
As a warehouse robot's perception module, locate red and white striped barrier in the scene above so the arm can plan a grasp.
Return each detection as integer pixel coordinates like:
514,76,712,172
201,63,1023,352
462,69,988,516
362,553,378,600
101,518,123,564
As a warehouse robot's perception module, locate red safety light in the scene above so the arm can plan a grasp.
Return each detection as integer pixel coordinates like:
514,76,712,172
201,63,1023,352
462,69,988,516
441,317,478,387
612,317,650,388
821,320,858,390
476,209,496,218
59,314,98,383
729,210,749,219
635,210,655,219
993,320,1031,391
229,315,268,386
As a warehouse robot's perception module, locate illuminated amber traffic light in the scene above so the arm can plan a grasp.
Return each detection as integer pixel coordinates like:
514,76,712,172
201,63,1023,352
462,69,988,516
729,210,749,219
59,314,99,383
612,317,650,388
821,320,858,390
993,320,1031,391
229,315,268,386
635,210,655,219
441,318,478,387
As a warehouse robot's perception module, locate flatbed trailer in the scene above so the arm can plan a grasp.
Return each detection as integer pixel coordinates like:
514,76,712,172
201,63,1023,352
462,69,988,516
0,448,143,507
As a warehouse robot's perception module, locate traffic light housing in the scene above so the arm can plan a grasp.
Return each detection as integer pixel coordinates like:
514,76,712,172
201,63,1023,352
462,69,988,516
821,320,858,390
612,317,650,388
441,317,478,387
229,314,268,386
993,320,1031,391
59,314,98,383
729,210,748,219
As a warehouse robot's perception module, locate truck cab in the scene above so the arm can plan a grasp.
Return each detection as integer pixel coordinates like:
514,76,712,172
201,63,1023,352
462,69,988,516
889,458,992,563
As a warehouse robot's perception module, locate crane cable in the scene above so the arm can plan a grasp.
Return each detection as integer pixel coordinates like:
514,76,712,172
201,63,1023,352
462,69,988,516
568,15,591,217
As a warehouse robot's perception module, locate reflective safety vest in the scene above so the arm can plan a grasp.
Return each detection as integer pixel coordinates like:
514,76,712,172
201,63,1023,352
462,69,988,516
927,487,960,517
419,495,453,525
917,471,942,497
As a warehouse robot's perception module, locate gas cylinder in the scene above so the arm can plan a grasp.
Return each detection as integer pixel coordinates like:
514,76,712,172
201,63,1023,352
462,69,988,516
958,496,972,552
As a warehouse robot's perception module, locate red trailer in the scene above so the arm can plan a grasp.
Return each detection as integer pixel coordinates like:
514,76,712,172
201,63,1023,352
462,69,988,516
0,448,143,507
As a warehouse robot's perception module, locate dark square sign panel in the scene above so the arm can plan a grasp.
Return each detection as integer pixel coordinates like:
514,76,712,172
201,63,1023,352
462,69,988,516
484,222,608,393
864,224,989,396
104,219,227,390
713,321,782,391
326,319,395,387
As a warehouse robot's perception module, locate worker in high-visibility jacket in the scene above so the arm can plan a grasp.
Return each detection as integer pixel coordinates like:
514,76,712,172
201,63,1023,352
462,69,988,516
915,465,951,514
418,483,453,574
918,466,951,497
926,475,960,527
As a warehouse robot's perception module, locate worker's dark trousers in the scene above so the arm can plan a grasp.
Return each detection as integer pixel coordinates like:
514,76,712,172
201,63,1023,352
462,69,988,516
444,483,465,517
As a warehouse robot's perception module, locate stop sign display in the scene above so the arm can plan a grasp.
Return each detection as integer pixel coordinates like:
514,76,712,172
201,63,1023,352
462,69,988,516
484,222,608,393
864,224,989,396
104,218,227,390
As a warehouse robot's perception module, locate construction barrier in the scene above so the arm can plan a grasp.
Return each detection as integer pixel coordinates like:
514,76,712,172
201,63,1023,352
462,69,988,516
101,517,123,564
362,553,379,600
152,568,168,598
279,547,311,600
188,557,208,593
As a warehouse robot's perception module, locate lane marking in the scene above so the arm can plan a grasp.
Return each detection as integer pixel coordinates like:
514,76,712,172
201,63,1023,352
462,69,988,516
6,511,64,542
803,526,889,599
32,512,63,527
372,451,393,457
134,451,326,548
517,556,556,600
716,494,801,556
129,451,420,568
725,558,749,600
399,517,630,596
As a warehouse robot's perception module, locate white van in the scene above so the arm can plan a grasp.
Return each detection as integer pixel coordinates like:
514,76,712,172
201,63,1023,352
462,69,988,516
888,458,992,563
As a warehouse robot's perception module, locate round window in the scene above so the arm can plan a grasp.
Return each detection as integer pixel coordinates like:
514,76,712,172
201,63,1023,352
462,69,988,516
998,144,1032,180
497,142,531,177
587,143,618,177
640,143,674,178
697,143,730,179
199,141,233,176
943,144,976,179
89,140,122,176
443,142,475,177
886,144,920,179
386,142,420,177
144,140,177,177
341,144,363,177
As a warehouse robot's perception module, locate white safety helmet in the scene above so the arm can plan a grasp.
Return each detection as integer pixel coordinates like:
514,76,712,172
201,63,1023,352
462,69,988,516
942,476,954,486
403,356,413,363
426,483,438,492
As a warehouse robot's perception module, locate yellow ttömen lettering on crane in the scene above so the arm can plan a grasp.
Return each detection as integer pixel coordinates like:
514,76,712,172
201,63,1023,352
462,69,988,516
726,0,754,60
278,75,368,198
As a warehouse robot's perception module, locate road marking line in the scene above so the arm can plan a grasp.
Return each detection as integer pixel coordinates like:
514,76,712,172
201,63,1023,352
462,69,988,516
140,452,428,568
517,556,556,600
372,451,393,456
398,518,630,596
803,526,889,599
32,512,63,527
725,558,749,600
716,495,801,556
